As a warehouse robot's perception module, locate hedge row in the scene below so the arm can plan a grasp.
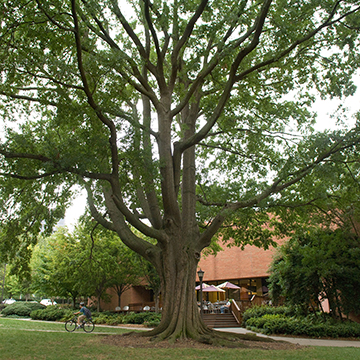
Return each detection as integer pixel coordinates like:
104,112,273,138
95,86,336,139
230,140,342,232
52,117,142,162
1,302,46,317
30,306,71,321
241,305,295,325
243,306,360,338
1,303,161,327
93,311,161,327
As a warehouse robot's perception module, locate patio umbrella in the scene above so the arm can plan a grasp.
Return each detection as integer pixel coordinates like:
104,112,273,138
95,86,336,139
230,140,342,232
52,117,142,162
195,283,210,290
218,281,240,289
202,285,225,293
218,281,240,299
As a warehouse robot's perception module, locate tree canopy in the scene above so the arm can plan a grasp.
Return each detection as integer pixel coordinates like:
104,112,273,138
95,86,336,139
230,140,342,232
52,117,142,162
1,0,360,342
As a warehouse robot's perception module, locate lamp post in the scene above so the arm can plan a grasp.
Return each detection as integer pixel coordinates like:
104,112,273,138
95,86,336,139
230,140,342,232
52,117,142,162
197,269,204,318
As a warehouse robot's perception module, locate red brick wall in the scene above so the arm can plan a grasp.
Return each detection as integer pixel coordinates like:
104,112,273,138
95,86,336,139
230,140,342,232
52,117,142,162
100,284,153,311
198,240,285,282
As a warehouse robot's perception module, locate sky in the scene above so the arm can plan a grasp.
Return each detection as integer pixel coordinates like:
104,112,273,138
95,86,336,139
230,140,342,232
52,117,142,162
312,74,360,131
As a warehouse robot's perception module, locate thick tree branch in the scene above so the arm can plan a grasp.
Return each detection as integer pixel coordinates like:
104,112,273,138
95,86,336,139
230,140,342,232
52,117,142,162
86,184,116,232
103,189,163,263
235,2,360,82
71,0,120,177
143,1,161,63
178,0,359,156
169,0,209,88
175,0,273,154
110,0,158,77
171,0,209,63
106,173,167,243
0,151,51,162
145,0,171,56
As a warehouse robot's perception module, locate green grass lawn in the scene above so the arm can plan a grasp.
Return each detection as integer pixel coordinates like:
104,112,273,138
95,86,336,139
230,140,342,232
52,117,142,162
1,317,360,360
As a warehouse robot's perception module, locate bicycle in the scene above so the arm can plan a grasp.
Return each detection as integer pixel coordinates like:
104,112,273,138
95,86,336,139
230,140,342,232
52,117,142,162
65,316,95,333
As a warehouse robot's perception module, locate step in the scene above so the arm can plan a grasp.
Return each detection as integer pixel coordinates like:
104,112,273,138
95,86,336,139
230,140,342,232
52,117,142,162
202,313,241,328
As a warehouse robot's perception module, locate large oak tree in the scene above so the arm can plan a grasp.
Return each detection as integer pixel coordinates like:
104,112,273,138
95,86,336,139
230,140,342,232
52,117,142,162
1,0,360,341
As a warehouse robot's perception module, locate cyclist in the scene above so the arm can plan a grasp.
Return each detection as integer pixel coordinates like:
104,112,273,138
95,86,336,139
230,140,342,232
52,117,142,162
74,302,92,328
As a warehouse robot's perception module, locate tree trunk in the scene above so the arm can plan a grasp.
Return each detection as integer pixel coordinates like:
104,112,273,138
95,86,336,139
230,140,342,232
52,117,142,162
147,233,212,341
154,288,161,313
72,295,77,308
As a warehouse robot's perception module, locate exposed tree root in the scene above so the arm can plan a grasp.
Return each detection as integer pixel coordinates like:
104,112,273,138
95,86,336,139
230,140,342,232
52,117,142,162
117,327,278,349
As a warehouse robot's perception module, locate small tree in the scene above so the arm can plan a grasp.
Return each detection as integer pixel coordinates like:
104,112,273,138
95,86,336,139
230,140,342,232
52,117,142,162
73,220,148,311
109,244,143,308
31,228,80,305
268,229,360,318
141,259,162,312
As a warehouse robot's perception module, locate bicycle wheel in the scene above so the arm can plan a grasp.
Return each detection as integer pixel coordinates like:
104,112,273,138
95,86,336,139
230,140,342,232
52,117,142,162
65,320,76,332
83,319,95,333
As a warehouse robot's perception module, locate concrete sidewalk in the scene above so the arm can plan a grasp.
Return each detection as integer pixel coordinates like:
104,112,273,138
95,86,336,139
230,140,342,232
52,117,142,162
215,327,360,347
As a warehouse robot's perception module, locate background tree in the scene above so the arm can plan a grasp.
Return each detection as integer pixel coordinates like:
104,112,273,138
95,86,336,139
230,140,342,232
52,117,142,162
31,222,144,309
0,265,32,301
1,0,360,342
0,263,6,302
140,258,162,312
268,229,360,319
74,223,126,311
31,227,81,305
108,243,143,308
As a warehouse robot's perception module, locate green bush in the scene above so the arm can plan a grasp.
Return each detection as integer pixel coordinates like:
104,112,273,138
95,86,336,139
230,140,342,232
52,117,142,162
28,306,162,327
30,305,71,321
143,313,161,328
242,305,294,325
1,302,45,317
56,303,74,310
90,311,161,326
244,310,360,338
122,311,160,325
93,313,124,325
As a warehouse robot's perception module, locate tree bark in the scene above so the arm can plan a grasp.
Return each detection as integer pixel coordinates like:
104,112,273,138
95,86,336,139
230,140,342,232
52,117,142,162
145,230,211,341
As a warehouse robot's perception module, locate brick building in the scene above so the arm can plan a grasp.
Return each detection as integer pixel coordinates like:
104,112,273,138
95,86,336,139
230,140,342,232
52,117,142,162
99,239,283,311
195,240,284,303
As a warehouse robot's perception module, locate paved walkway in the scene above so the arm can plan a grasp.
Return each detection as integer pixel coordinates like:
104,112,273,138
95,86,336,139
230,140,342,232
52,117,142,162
215,327,360,347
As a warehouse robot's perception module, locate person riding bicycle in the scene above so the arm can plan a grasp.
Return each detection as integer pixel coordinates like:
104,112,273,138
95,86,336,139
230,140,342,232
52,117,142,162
74,302,92,328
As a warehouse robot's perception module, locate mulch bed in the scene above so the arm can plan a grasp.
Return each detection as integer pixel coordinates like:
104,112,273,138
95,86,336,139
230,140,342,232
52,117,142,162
101,330,303,350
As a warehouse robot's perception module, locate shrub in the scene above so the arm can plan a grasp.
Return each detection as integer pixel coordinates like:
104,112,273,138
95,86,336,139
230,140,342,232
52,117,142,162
91,311,161,326
93,313,124,325
28,306,162,327
244,310,360,338
30,305,71,321
56,303,74,310
1,302,45,317
122,311,161,325
143,313,161,328
242,305,294,325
